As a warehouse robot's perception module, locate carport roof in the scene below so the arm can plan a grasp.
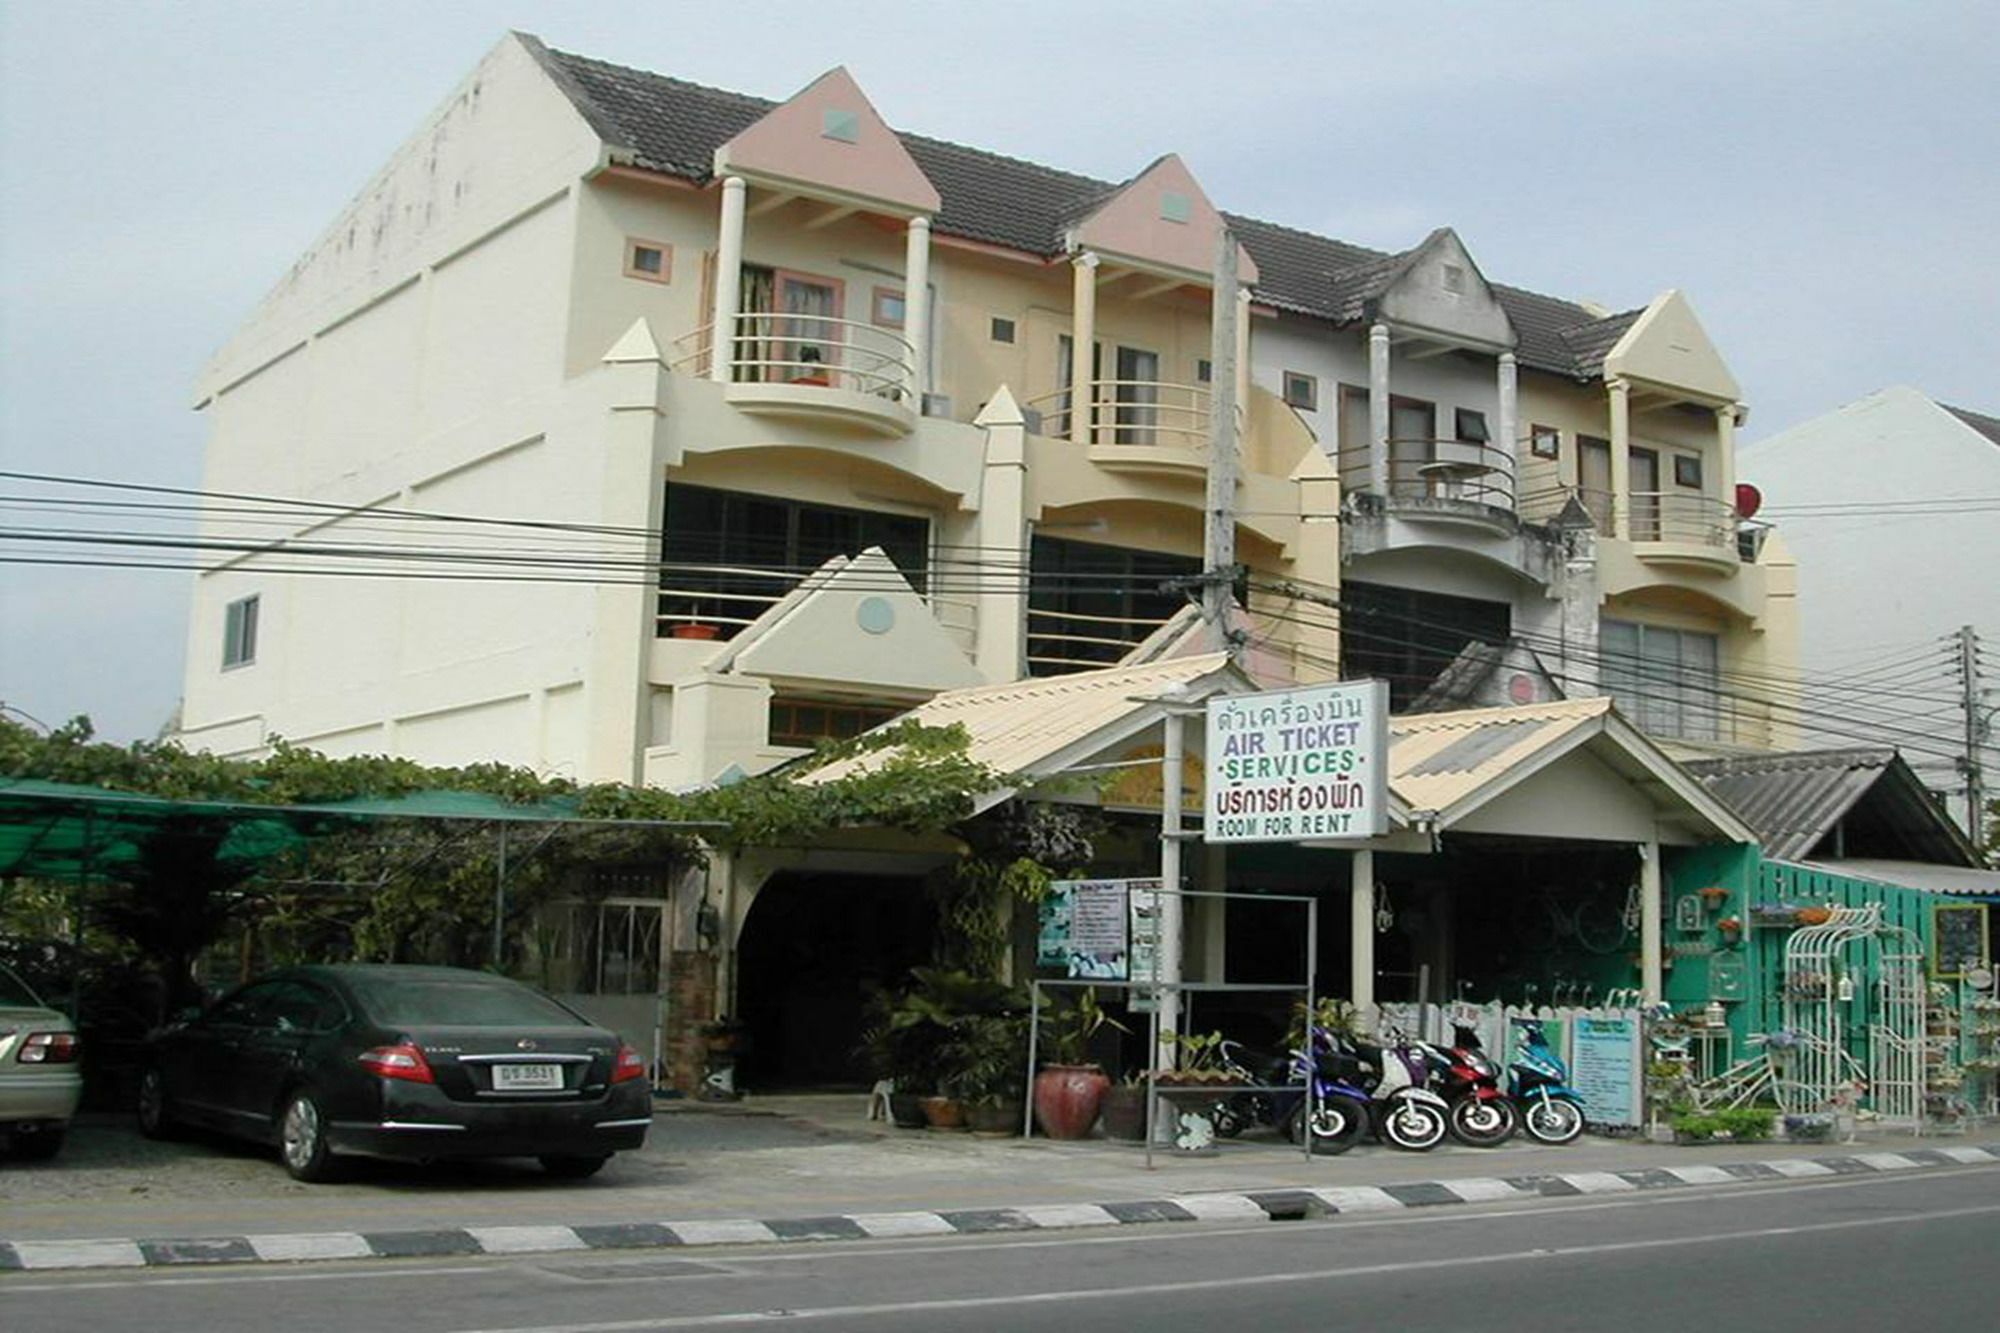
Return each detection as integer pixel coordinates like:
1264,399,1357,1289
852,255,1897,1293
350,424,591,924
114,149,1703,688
0,779,689,882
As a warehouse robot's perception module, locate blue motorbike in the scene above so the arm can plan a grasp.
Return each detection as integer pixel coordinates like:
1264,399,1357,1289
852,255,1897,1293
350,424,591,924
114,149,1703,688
1507,1019,1586,1144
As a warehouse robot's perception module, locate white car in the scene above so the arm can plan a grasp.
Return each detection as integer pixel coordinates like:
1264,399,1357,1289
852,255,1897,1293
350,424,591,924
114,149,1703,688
0,964,82,1160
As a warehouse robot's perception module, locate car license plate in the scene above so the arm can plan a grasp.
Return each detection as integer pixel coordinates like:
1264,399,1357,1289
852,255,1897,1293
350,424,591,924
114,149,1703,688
492,1062,564,1091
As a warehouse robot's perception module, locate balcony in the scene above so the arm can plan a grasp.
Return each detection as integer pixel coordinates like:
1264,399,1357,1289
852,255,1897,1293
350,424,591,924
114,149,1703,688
656,565,799,643
1023,379,1215,477
1338,438,1518,532
672,312,917,437
1578,489,1740,572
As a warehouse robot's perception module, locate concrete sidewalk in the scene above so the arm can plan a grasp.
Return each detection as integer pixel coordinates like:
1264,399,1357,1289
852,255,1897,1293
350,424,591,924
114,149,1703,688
4,1094,1997,1272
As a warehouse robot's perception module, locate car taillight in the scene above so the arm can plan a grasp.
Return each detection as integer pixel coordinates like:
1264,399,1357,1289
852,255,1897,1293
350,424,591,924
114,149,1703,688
358,1042,434,1083
17,1032,79,1063
610,1044,646,1084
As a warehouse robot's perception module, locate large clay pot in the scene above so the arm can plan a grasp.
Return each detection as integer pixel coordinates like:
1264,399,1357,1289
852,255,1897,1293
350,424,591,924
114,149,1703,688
1033,1064,1110,1140
966,1098,1025,1136
888,1092,929,1128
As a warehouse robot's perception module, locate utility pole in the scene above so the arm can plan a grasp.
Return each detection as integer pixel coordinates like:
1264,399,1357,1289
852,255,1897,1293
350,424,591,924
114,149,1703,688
1961,625,1986,843
1202,227,1240,652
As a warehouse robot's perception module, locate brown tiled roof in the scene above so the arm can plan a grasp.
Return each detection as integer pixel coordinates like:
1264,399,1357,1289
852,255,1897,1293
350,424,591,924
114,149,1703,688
533,40,1633,381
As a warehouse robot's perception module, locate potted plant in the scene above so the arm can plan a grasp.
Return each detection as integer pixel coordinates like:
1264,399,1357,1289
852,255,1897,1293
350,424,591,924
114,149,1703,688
1100,1071,1150,1142
1032,987,1127,1139
948,1013,1030,1135
1715,915,1742,945
1697,885,1730,910
865,968,1026,1130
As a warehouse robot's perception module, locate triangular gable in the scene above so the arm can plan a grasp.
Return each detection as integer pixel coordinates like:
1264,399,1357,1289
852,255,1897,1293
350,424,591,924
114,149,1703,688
1390,698,1753,844
1069,154,1260,284
713,67,939,216
1602,290,1740,404
1374,228,1516,352
725,548,982,693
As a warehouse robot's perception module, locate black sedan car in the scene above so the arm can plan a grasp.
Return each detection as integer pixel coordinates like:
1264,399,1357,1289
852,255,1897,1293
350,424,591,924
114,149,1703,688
137,965,652,1181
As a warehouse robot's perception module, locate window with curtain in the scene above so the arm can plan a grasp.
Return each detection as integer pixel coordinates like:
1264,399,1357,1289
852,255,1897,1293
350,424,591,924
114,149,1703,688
1599,619,1720,740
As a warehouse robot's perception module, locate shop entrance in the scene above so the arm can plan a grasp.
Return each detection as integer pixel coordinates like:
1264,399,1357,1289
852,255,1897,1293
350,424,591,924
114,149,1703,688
1445,835,1643,1005
733,872,935,1090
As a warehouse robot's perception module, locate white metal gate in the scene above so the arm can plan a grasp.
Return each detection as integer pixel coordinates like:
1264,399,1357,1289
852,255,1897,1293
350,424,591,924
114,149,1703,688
1780,903,1926,1130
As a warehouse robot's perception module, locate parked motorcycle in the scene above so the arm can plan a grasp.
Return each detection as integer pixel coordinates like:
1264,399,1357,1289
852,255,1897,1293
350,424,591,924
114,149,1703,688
1420,1024,1518,1147
1508,1019,1587,1144
1295,1026,1451,1153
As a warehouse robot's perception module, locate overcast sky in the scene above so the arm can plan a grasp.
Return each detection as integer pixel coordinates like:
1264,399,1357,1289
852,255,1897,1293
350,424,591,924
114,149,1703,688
2,1,1995,743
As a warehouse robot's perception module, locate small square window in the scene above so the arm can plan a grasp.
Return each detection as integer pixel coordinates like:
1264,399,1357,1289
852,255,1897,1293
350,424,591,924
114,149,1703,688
990,316,1016,344
223,594,259,669
1159,191,1192,224
1674,454,1704,488
1282,371,1318,411
872,288,906,329
1530,424,1560,459
1196,358,1213,384
1455,408,1490,443
623,238,672,284
822,108,860,143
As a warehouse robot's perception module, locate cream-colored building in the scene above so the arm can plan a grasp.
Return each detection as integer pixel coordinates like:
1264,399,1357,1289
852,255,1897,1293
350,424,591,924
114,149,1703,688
177,33,1796,787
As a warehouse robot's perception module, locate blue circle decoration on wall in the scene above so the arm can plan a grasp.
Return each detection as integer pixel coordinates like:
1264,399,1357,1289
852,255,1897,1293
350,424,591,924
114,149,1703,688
857,596,896,635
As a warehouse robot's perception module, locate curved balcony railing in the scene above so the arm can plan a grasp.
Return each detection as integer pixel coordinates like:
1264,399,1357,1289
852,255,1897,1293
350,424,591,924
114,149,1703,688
1023,379,1215,451
671,312,916,402
1574,488,1738,547
1335,438,1518,511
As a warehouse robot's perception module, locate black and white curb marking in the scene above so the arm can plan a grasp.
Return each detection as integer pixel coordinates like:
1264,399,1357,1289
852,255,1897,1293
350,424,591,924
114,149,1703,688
4,1144,1995,1272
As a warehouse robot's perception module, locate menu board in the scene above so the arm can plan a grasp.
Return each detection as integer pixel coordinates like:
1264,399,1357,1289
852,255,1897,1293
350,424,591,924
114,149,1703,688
1569,1015,1641,1128
1933,903,1989,979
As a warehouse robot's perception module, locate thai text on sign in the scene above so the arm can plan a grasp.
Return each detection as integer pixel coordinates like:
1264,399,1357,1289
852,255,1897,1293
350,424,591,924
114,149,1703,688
1204,681,1388,843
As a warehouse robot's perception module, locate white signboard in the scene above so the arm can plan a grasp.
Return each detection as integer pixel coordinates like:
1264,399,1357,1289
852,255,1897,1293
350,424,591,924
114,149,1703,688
1205,681,1389,843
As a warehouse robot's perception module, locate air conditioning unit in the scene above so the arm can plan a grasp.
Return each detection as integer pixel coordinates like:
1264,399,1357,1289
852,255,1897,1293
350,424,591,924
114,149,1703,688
921,393,952,419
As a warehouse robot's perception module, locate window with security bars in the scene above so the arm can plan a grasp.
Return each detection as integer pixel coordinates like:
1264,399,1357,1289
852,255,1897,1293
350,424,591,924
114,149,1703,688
1339,580,1510,709
657,484,929,639
1026,535,1204,676
1599,619,1720,741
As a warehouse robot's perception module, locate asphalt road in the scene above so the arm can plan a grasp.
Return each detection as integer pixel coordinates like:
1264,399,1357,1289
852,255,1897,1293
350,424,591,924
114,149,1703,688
6,1162,1995,1332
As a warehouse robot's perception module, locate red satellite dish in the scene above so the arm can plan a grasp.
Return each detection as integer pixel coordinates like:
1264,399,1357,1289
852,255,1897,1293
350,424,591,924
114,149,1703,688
1735,482,1762,519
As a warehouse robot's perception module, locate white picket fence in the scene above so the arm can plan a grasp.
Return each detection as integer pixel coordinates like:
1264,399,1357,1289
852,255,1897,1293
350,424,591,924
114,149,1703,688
1369,999,1648,1129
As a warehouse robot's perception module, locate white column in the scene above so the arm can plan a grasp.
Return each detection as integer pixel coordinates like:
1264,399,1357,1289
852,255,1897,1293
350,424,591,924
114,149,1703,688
1350,849,1375,1017
1640,839,1663,1004
709,176,747,384
1155,709,1186,1065
1233,287,1251,434
1496,351,1518,506
1368,323,1392,495
1068,252,1098,444
1715,403,1738,514
903,215,931,407
1608,377,1632,539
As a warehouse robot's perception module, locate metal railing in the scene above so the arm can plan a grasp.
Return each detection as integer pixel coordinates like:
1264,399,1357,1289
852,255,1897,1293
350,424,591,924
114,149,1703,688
1024,604,1178,675
1334,437,1518,510
1572,488,1738,546
1023,379,1214,450
671,312,916,401
656,564,803,641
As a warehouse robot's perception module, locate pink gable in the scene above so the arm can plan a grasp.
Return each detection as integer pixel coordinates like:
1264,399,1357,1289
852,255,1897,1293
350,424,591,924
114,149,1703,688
1071,155,1259,284
714,67,940,215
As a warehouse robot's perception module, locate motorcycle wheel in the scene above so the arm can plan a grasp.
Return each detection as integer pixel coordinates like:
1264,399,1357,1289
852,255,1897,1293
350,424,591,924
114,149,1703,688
1209,1101,1247,1139
1288,1095,1366,1155
1447,1095,1518,1148
1381,1098,1448,1151
1523,1096,1585,1145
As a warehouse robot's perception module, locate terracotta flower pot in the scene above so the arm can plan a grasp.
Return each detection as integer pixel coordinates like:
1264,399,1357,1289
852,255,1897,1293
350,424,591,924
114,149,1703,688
920,1095,967,1130
1100,1084,1148,1141
1032,1065,1109,1140
966,1098,1024,1136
